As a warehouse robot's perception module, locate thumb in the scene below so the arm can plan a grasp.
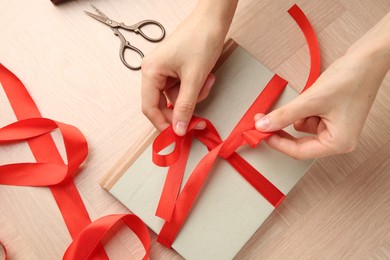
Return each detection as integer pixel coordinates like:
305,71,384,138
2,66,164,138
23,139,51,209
255,96,317,132
172,76,205,136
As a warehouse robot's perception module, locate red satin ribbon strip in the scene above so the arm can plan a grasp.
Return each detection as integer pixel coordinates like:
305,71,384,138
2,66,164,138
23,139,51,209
155,131,194,221
288,4,321,93
63,214,150,260
0,64,94,242
0,118,86,186
154,74,288,225
0,64,150,259
155,75,288,247
0,3,319,258
153,4,321,248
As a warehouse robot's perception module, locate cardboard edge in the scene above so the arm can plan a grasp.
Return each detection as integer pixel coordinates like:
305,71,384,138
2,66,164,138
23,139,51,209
212,39,239,73
99,129,158,190
99,38,239,191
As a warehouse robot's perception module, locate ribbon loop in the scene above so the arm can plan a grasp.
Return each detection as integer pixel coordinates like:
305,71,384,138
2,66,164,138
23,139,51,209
152,127,183,167
0,63,151,259
63,214,150,260
0,118,57,143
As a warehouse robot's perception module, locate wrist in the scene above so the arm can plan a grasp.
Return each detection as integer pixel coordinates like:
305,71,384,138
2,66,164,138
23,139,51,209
194,0,238,36
346,12,390,72
348,42,390,76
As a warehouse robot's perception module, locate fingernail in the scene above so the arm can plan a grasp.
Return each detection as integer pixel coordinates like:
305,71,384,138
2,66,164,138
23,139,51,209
254,113,263,121
194,121,206,130
207,75,216,90
255,116,270,130
175,121,188,136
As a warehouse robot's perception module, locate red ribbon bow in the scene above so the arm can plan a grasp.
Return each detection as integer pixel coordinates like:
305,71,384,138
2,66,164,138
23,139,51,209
152,4,321,248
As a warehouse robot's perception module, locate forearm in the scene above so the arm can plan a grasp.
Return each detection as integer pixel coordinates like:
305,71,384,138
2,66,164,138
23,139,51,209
254,12,390,159
347,11,390,80
193,0,239,37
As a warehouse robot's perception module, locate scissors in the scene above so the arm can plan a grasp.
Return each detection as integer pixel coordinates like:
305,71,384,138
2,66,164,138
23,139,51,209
85,5,165,70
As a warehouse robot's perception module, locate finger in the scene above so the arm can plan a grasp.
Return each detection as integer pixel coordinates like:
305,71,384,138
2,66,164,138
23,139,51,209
172,74,206,136
162,74,213,130
164,84,179,105
162,103,205,131
141,70,170,131
165,77,180,89
160,93,173,123
165,74,215,105
197,74,215,102
265,131,333,160
294,116,321,134
255,93,321,132
254,113,265,122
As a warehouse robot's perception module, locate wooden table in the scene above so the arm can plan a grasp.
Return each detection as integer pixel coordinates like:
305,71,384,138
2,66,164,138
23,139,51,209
0,0,389,259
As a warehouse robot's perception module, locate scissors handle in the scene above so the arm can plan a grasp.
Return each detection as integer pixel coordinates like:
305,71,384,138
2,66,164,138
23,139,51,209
114,29,144,70
119,20,166,42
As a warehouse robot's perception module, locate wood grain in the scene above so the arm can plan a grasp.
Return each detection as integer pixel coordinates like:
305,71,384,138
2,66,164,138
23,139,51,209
0,0,389,259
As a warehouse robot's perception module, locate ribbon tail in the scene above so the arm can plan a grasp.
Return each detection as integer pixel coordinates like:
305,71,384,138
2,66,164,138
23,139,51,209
156,133,194,222
157,145,222,248
288,4,321,92
228,153,285,207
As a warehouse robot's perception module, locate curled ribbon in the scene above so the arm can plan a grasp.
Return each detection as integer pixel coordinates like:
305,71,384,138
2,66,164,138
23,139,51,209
0,64,150,258
153,4,320,247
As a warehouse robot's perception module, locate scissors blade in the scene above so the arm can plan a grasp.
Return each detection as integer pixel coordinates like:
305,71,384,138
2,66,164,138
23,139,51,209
84,11,109,24
90,4,109,19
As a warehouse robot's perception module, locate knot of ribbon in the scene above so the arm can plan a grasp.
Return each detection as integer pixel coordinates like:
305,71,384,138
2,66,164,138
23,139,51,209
151,4,320,248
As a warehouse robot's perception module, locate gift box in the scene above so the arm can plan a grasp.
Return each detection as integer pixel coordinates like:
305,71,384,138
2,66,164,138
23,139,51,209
100,5,319,258
101,43,316,260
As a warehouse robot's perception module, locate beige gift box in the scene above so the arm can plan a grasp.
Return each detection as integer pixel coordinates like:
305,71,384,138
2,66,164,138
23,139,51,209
101,42,314,260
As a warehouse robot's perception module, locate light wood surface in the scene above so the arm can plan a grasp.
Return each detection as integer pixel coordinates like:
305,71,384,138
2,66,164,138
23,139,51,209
0,0,389,259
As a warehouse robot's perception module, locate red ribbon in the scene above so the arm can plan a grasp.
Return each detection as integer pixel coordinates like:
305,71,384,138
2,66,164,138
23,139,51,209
0,4,319,258
63,214,150,259
0,64,150,259
153,4,320,248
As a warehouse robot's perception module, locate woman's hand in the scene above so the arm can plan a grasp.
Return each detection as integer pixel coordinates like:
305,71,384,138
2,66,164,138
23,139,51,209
141,0,238,136
255,12,390,160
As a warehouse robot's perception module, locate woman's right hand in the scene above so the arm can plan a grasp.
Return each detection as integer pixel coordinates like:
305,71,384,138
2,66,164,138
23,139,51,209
141,0,238,136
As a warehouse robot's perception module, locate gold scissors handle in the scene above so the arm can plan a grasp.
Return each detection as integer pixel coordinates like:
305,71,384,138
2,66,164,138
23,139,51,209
118,20,166,42
113,29,144,70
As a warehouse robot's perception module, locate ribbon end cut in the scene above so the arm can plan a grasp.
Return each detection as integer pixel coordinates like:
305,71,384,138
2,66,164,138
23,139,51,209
288,4,299,13
155,208,173,223
157,233,173,249
274,195,286,208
